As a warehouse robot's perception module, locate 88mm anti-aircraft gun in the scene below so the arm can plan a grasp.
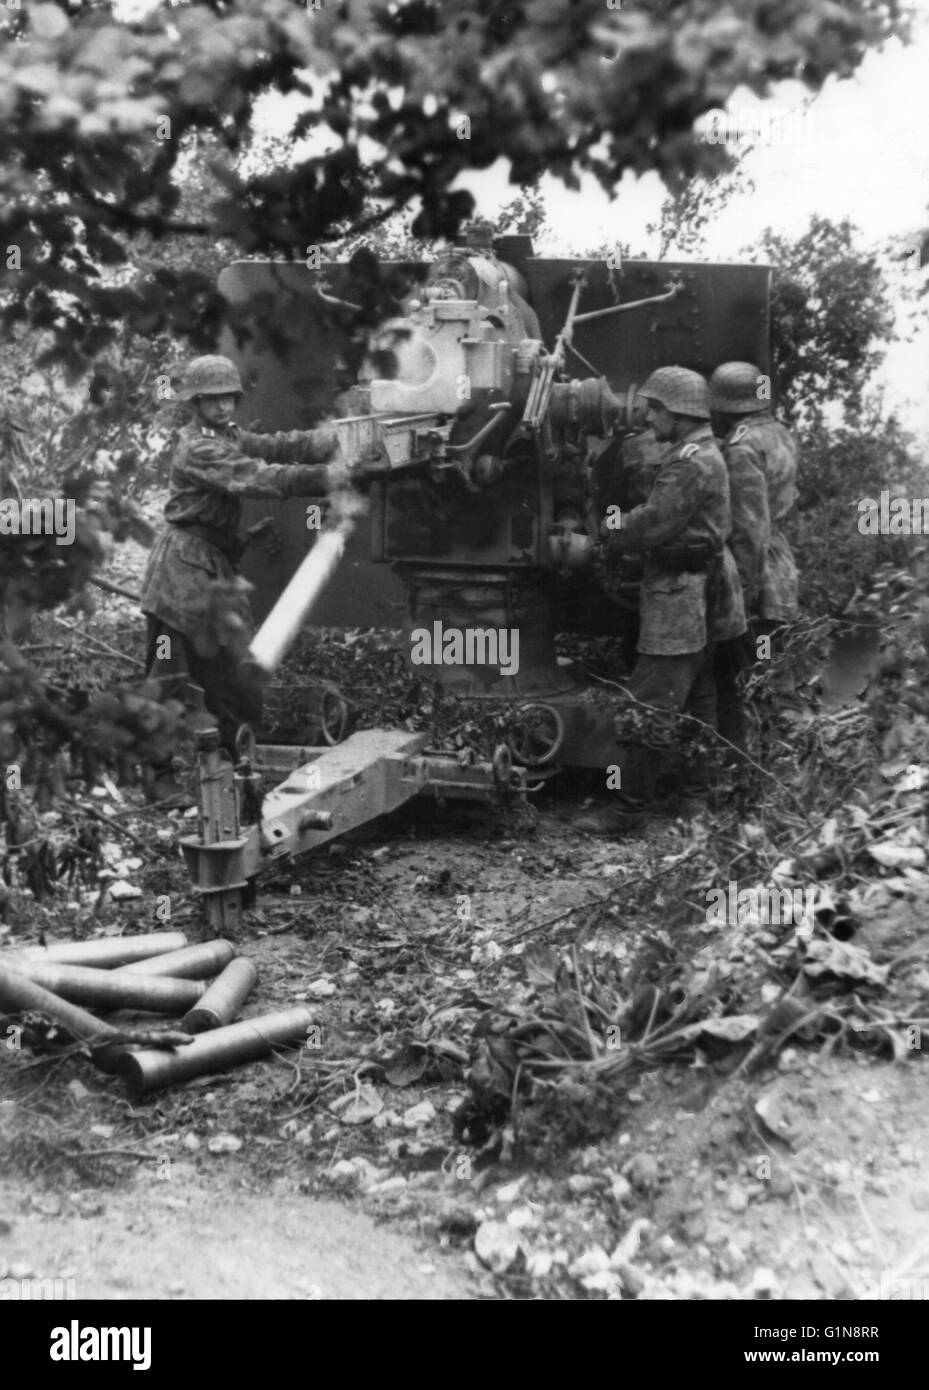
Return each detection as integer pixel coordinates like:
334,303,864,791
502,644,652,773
180,228,771,926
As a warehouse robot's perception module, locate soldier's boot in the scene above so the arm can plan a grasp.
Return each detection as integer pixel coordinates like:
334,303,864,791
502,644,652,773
578,742,655,837
577,784,651,837
182,681,220,737
674,732,716,818
143,683,215,806
664,792,708,821
142,761,186,805
575,806,649,838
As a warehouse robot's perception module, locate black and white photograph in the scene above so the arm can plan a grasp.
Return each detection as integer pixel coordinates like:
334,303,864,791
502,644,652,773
0,0,927,1343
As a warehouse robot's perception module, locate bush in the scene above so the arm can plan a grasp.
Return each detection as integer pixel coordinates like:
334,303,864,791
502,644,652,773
788,412,923,616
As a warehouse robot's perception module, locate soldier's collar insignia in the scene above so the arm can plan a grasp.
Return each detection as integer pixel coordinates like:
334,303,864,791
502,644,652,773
680,442,699,459
731,424,748,442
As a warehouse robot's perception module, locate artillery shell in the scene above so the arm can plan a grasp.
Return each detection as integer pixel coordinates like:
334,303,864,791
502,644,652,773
182,958,259,1034
13,961,204,1014
0,965,120,1048
14,932,188,969
118,939,235,981
117,1006,314,1097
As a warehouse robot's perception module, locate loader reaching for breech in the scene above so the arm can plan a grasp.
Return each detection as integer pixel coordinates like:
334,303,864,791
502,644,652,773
180,228,772,925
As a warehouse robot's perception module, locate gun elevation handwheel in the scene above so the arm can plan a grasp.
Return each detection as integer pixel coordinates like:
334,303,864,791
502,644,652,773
508,703,565,768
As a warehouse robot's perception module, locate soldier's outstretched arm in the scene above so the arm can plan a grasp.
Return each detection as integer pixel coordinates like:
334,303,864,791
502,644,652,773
175,432,339,500
607,461,701,554
236,424,339,465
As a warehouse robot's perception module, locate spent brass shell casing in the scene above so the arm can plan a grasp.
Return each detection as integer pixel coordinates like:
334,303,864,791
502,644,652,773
182,958,259,1033
117,1006,314,1097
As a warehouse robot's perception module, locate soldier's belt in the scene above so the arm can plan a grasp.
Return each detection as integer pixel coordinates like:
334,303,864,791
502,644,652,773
172,521,237,561
649,545,721,574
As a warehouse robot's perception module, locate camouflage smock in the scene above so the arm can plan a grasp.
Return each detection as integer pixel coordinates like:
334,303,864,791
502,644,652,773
140,420,334,638
723,412,799,622
609,425,746,655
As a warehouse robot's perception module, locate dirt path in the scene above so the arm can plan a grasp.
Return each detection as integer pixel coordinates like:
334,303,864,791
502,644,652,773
5,789,929,1301
0,1171,475,1300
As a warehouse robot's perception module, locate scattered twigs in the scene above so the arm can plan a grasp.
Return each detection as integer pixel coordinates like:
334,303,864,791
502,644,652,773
867,802,925,833
88,576,141,603
590,672,814,823
885,939,929,972
59,1147,161,1162
73,799,151,854
504,895,609,945
853,1186,888,1269
889,1231,929,1283
570,946,599,1059
50,615,145,669
641,987,662,1045
502,848,700,951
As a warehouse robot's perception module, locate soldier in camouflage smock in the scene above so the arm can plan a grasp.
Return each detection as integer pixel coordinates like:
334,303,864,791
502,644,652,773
140,356,345,793
709,362,799,760
581,367,746,836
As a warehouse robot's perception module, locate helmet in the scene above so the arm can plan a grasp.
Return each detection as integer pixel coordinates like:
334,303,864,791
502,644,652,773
637,366,711,420
179,355,243,401
709,361,768,414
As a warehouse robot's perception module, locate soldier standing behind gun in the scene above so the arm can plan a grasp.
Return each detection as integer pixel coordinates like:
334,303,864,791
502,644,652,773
580,366,746,838
139,355,347,799
709,361,799,766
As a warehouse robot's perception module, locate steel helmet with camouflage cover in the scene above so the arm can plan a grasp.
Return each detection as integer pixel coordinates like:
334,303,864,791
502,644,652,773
179,355,243,401
637,366,711,420
709,361,768,414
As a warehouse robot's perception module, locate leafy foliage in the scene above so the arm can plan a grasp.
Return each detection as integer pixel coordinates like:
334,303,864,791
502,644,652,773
648,161,756,259
758,217,897,425
787,411,923,617
497,178,549,241
0,0,908,367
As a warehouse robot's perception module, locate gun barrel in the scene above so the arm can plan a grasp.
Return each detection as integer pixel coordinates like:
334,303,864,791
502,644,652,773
249,521,353,674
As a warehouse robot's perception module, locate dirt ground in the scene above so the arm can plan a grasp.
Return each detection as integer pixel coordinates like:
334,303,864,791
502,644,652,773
3,787,929,1302
0,1176,472,1300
